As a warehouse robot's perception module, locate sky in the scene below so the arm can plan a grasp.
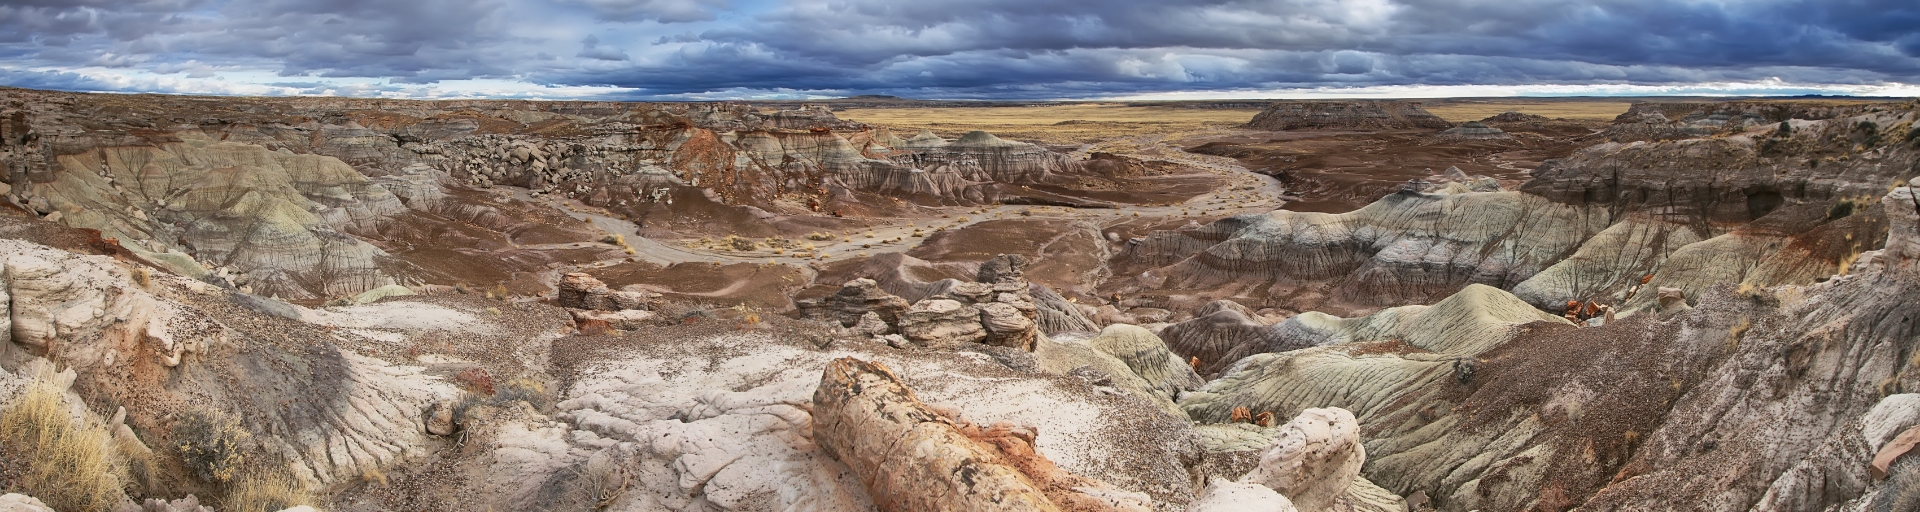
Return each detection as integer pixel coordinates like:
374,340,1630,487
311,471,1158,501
0,0,1917,100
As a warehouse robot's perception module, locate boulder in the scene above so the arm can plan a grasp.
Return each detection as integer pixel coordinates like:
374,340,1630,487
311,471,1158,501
896,299,986,348
1240,408,1365,512
426,402,456,436
978,302,1037,351
800,278,913,328
1187,479,1296,512
852,311,893,336
558,273,611,310
976,254,1031,285
0,494,53,512
811,357,1149,512
569,309,655,331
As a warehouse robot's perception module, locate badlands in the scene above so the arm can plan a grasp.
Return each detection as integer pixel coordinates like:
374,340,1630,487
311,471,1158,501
0,88,1918,512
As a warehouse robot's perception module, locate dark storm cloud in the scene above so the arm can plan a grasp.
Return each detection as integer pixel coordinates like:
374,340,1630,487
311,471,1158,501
0,0,512,81
555,0,727,23
0,0,1916,98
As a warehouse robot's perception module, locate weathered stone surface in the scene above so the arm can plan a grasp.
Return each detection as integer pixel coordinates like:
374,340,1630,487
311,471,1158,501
800,278,913,328
897,299,986,347
1241,408,1365,512
978,302,1038,350
0,494,54,512
426,402,457,436
1187,478,1296,512
977,253,1031,285
813,357,1149,512
569,308,655,331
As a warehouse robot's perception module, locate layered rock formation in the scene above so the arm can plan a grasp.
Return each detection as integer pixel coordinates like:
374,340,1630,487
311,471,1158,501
0,88,1135,300
1114,102,1914,315
1243,101,1453,131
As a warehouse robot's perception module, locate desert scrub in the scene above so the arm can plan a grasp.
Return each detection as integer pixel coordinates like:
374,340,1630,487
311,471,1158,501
221,471,311,512
0,376,128,511
176,409,250,483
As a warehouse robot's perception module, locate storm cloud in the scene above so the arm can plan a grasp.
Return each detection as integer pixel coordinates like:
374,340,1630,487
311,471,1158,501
0,0,1914,98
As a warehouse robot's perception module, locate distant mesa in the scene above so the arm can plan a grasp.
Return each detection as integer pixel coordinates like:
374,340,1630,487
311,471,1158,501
1243,100,1454,131
1480,111,1549,123
839,94,907,100
1437,121,1511,140
953,130,1022,147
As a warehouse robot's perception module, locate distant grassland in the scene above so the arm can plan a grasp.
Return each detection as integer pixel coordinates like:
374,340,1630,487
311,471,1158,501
1420,100,1635,122
838,104,1263,144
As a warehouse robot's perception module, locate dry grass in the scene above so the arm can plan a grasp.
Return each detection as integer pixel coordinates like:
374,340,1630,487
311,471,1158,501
0,376,127,512
1421,100,1634,122
221,471,312,512
838,104,1261,144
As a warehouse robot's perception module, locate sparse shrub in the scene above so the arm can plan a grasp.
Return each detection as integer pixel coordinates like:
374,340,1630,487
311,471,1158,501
601,234,625,245
495,379,547,405
486,283,511,300
1774,121,1792,137
623,247,636,255
221,471,311,512
485,307,501,316
454,282,471,294
1857,120,1883,147
807,232,832,241
132,266,152,288
1829,198,1858,220
176,409,249,483
574,455,630,509
0,375,127,512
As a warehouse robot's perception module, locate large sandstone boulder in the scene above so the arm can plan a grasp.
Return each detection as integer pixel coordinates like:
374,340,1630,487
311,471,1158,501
978,302,1038,350
799,278,912,328
896,299,986,347
1241,408,1366,511
812,357,1149,512
558,273,658,312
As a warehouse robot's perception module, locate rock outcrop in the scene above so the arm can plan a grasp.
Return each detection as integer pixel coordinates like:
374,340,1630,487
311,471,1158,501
1117,103,1914,315
1243,101,1453,131
1239,408,1365,511
813,357,1151,511
0,235,459,488
798,278,912,328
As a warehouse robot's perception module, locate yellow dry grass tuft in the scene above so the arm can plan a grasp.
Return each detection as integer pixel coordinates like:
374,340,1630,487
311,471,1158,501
0,375,127,512
221,471,312,512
